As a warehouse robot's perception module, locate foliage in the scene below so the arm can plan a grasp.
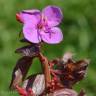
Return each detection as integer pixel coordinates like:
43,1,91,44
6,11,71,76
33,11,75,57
0,0,96,96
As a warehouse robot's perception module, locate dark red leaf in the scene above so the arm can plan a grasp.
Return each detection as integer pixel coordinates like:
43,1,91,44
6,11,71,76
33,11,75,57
9,56,33,89
15,44,40,57
51,52,90,88
59,59,89,88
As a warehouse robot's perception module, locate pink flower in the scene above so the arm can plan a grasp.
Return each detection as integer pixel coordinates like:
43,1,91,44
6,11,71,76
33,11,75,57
17,6,63,44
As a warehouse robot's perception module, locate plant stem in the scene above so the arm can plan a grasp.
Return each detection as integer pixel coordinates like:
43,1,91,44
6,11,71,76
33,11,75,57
38,53,51,89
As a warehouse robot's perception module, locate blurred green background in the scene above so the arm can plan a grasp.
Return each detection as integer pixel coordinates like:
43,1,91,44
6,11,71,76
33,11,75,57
0,0,96,96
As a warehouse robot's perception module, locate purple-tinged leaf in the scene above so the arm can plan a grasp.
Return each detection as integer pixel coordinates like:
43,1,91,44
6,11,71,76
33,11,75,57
15,44,40,57
48,88,78,96
22,74,45,96
10,56,33,89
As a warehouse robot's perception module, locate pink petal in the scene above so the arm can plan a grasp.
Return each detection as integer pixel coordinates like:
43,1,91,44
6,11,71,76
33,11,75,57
23,24,41,43
18,9,41,26
41,27,63,44
42,6,63,27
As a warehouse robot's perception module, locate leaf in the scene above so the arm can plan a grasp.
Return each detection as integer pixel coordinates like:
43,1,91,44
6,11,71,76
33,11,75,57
9,56,33,89
57,53,89,88
48,88,78,96
15,44,40,57
22,74,45,96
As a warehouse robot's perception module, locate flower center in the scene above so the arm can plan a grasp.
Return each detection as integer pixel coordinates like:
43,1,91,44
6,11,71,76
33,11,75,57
37,15,48,31
37,23,44,30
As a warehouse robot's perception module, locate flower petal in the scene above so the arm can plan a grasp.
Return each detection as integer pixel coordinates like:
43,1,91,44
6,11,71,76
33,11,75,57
41,27,63,44
22,9,40,14
42,6,63,27
23,24,41,43
18,9,41,26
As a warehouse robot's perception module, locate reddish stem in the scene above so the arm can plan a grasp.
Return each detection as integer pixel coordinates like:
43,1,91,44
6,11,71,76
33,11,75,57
38,53,51,89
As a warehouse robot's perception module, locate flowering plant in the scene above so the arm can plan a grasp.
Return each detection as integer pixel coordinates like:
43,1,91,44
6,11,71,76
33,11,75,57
10,5,89,96
16,6,63,44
